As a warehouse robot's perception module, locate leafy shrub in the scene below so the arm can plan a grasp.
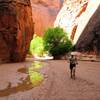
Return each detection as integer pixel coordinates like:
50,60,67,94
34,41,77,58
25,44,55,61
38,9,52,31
43,27,72,57
29,34,45,56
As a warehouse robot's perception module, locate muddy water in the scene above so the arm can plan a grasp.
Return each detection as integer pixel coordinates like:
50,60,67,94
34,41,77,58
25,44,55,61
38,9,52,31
0,61,46,97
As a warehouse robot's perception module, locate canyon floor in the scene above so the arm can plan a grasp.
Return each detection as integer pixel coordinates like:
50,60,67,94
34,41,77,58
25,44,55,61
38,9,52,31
0,59,100,100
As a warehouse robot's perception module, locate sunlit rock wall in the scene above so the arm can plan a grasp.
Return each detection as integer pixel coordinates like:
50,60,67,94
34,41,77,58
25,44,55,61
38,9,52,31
54,0,100,55
0,0,34,63
31,0,63,36
54,0,88,40
75,3,100,55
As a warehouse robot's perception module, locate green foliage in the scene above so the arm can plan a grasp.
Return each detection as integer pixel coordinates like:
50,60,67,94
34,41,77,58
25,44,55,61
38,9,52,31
29,35,45,56
43,27,72,57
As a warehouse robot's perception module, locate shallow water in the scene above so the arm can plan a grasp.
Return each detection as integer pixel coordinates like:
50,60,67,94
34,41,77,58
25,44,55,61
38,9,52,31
0,61,46,97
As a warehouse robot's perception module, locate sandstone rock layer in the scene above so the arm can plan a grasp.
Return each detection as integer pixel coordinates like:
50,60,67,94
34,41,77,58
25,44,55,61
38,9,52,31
54,0,88,40
75,4,100,55
31,0,63,36
54,0,100,55
0,0,34,63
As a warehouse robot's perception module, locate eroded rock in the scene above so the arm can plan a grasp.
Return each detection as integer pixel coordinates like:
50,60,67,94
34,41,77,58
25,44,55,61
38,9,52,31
54,0,100,55
31,0,63,36
0,0,34,63
54,0,88,40
75,4,100,55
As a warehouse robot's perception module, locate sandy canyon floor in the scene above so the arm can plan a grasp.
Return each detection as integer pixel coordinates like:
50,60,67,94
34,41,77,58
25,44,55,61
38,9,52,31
0,59,100,100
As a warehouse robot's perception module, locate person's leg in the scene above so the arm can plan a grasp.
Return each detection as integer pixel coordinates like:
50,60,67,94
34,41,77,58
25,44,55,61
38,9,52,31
70,64,73,78
73,67,76,79
70,69,73,78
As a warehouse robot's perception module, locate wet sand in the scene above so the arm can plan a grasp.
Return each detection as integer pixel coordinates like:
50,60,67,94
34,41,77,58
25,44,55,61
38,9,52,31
0,60,100,100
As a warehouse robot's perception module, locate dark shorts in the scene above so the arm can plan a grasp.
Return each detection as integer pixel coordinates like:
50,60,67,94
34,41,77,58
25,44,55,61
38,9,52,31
70,64,76,70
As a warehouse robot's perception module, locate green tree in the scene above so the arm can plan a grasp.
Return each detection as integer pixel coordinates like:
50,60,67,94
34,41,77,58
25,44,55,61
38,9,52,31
43,27,72,58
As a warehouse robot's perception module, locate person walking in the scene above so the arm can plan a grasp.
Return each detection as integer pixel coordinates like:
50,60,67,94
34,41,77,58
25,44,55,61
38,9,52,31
69,54,78,79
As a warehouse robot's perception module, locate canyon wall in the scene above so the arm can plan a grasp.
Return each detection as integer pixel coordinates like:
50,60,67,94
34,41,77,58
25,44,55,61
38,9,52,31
31,0,63,36
54,0,100,55
0,0,34,63
75,4,100,55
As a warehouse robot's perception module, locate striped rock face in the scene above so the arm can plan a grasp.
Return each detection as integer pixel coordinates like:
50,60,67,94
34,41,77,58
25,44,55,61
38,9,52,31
54,0,100,55
0,0,34,63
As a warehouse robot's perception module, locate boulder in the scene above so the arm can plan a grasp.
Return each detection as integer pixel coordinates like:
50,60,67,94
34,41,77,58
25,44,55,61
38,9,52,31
31,0,63,36
0,0,34,63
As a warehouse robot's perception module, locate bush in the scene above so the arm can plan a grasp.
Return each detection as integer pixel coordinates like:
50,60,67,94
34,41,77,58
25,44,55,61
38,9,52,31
29,35,45,56
43,27,72,57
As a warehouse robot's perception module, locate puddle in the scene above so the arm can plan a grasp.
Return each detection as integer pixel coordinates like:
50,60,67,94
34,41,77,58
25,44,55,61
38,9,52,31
0,61,46,97
28,61,45,86
29,71,43,86
0,77,32,97
31,61,45,69
17,68,27,73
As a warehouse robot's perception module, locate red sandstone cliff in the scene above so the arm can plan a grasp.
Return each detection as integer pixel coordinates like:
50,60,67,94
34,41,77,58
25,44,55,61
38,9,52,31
0,0,34,63
31,0,63,36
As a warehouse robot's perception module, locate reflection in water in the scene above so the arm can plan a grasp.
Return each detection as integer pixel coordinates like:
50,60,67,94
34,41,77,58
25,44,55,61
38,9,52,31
29,71,43,86
30,61,46,69
0,61,45,97
28,61,44,86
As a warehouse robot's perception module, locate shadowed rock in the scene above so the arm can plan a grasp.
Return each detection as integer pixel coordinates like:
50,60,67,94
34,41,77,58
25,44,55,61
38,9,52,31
0,0,34,63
